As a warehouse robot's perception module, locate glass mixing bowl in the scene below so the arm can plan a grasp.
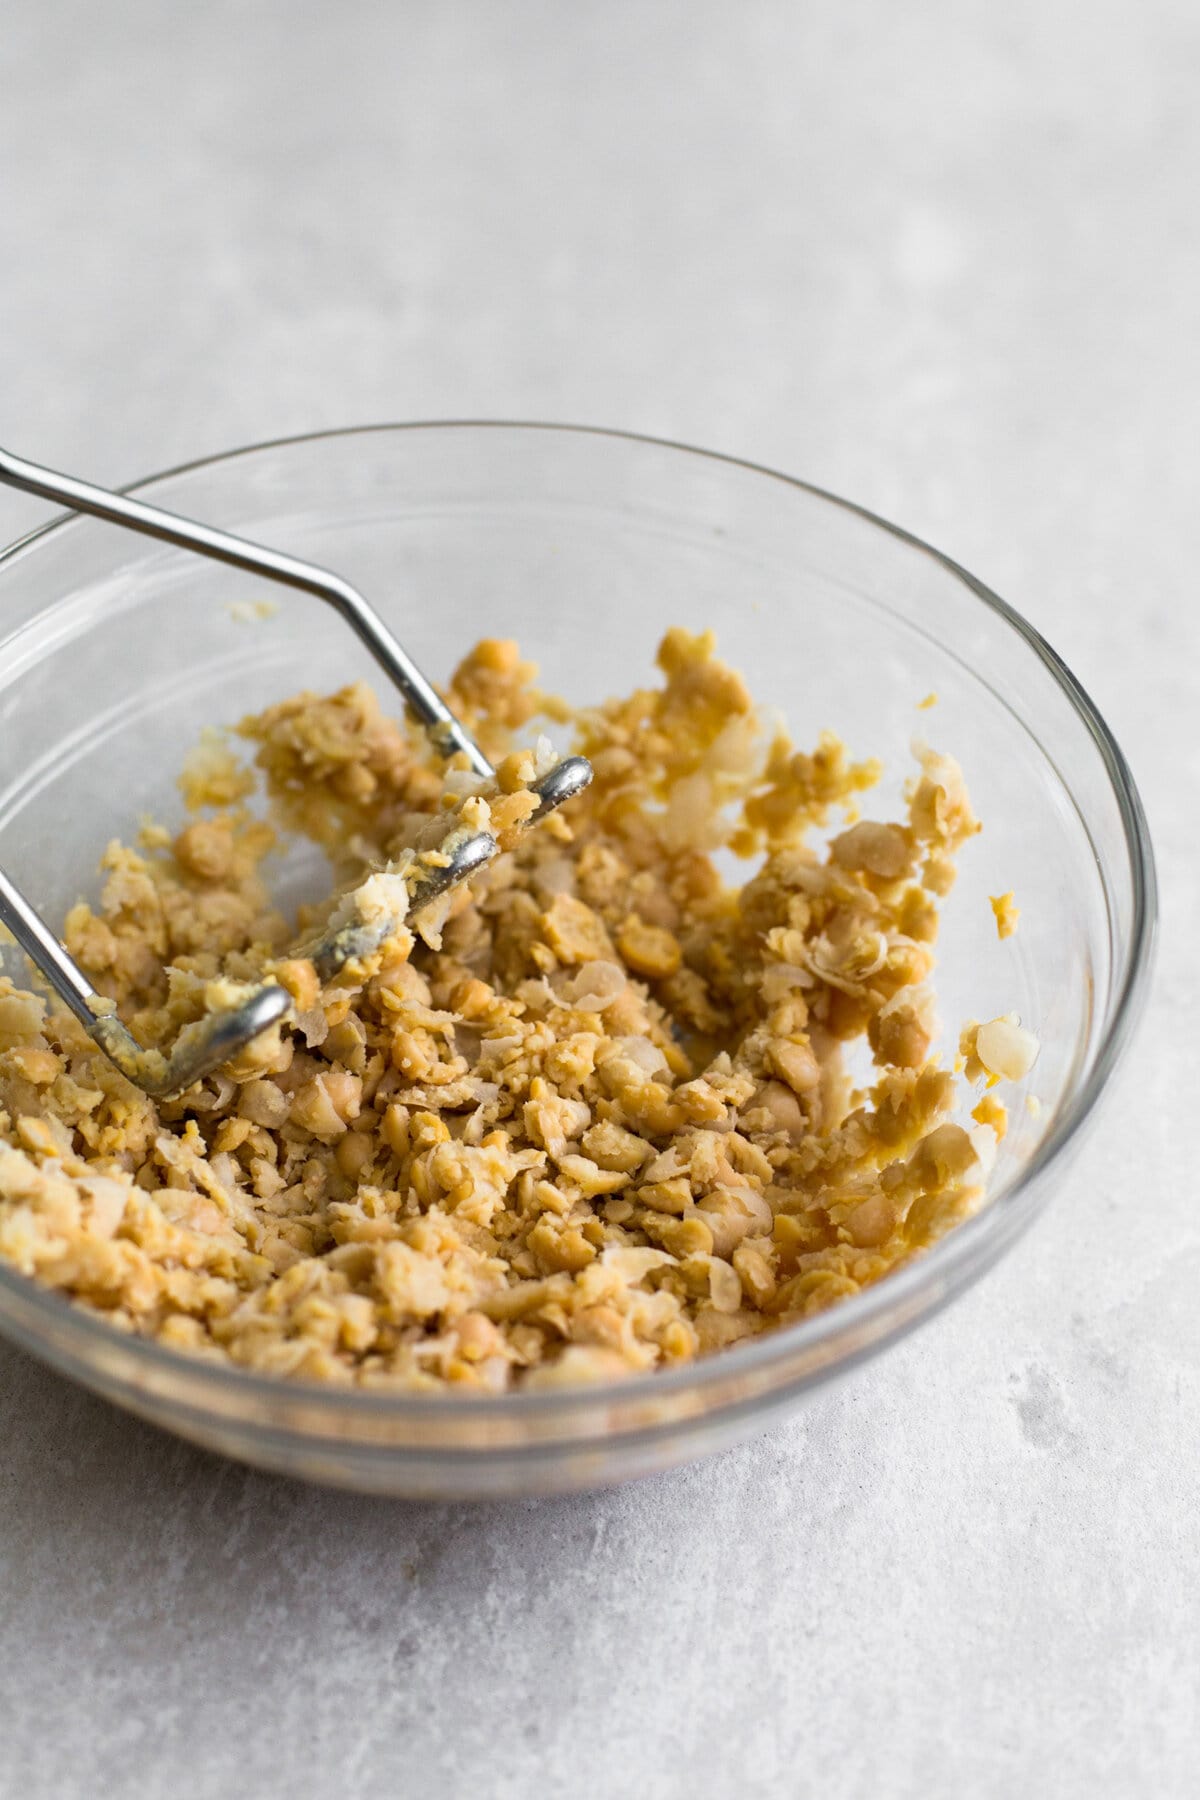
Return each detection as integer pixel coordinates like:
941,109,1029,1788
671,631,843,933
0,423,1155,1497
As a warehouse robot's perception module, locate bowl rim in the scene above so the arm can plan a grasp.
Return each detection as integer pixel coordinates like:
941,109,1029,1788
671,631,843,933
0,419,1159,1423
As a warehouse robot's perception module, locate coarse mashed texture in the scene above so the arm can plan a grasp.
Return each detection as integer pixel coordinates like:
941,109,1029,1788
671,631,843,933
0,630,1029,1391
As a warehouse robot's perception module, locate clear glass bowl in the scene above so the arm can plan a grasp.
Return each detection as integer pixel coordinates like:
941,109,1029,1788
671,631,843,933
0,424,1155,1497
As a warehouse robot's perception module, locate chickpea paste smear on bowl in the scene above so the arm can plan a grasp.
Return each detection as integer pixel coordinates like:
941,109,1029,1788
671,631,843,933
0,630,1037,1391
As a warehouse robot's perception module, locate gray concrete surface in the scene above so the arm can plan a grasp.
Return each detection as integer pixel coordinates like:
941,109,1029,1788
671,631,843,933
1,2,1196,1794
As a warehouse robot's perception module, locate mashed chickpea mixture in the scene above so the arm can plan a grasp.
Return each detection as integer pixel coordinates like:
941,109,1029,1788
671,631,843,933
0,630,1034,1391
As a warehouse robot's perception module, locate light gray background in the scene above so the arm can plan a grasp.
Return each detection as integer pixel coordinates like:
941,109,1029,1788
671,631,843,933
1,3,1195,1795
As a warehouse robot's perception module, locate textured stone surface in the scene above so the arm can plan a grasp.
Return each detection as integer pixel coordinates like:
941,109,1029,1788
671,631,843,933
1,2,1195,1793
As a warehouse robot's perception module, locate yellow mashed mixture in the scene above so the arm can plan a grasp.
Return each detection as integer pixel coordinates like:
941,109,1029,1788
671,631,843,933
0,629,1033,1391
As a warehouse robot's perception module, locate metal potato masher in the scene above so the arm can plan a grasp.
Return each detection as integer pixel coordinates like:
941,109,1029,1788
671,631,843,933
0,445,592,1100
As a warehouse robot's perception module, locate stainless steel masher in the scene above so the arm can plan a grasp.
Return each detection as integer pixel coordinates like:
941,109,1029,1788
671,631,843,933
0,445,592,1099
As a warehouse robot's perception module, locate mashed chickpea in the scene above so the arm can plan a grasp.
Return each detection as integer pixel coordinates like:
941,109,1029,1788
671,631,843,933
0,630,1030,1390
